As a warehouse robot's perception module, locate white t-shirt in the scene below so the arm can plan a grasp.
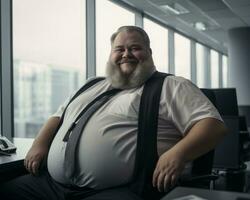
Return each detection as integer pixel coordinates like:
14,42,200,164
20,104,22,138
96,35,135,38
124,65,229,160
47,76,222,189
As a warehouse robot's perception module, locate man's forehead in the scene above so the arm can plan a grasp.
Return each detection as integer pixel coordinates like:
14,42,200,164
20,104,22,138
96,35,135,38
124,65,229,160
113,31,145,45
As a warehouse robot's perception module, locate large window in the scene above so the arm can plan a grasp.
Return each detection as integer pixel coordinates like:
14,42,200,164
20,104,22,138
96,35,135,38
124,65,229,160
143,18,168,72
96,1,135,76
12,0,86,138
174,33,191,79
222,55,228,87
196,43,206,88
211,50,219,88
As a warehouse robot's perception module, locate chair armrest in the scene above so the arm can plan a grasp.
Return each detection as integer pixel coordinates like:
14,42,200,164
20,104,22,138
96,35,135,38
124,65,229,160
179,173,219,188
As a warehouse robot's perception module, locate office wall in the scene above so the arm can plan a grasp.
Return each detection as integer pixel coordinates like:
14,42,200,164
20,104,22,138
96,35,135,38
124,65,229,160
228,27,250,106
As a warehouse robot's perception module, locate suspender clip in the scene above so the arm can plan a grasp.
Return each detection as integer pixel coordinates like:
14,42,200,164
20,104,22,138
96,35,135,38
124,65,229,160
63,122,76,142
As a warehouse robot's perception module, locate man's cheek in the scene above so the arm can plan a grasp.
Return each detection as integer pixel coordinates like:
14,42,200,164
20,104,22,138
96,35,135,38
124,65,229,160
111,56,120,65
134,54,147,62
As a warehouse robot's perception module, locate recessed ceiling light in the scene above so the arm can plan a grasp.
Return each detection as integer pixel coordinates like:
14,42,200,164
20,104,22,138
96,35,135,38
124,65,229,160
161,3,190,15
194,22,207,31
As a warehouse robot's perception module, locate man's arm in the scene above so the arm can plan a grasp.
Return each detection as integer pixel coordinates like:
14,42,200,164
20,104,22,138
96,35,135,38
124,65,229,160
152,117,227,192
24,116,60,175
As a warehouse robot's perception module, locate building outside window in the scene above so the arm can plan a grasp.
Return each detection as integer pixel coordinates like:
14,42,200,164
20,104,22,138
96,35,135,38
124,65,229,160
174,33,191,79
96,0,135,76
143,18,168,72
12,0,86,138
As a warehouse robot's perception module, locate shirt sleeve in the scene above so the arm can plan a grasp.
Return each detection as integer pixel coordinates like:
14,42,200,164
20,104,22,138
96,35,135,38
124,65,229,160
50,93,74,118
162,76,222,135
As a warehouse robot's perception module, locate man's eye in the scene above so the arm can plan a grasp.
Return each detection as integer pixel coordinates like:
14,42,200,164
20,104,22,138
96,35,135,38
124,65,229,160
114,48,123,52
131,47,141,51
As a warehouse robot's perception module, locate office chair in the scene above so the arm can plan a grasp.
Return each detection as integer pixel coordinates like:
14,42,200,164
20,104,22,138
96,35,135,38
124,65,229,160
178,150,218,189
176,88,220,189
212,88,239,116
203,88,247,192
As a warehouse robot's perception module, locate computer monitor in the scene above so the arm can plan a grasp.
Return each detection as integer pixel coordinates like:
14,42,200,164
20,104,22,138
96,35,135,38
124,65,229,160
213,116,240,170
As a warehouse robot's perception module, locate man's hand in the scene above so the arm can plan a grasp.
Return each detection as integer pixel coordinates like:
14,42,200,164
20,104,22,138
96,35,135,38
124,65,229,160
24,144,49,175
152,149,185,192
23,117,60,176
152,118,227,193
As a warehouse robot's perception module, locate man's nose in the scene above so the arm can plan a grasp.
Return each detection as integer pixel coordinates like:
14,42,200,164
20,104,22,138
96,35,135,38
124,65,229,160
122,49,132,58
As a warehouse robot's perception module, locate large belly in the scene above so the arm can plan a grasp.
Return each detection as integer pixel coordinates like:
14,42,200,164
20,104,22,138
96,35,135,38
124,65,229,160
75,114,137,189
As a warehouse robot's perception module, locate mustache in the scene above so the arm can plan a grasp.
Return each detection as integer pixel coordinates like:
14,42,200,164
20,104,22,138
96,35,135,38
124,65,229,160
106,56,156,89
118,59,138,64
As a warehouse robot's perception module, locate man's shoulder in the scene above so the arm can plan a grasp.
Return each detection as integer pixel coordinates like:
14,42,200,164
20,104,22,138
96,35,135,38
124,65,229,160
163,74,191,84
86,76,106,84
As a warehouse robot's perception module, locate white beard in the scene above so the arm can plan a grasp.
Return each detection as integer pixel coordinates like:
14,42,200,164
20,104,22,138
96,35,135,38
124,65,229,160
106,57,156,89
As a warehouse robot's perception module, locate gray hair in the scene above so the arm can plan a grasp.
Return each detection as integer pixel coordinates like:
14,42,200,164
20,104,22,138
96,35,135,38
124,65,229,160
110,26,150,48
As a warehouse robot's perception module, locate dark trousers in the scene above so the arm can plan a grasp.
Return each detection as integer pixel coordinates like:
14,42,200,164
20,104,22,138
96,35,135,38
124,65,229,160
0,171,142,200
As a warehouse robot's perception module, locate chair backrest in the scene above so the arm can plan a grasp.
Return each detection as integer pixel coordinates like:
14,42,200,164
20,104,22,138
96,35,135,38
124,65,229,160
212,88,239,116
239,115,248,131
200,88,218,109
213,116,240,170
200,88,241,170
191,150,214,175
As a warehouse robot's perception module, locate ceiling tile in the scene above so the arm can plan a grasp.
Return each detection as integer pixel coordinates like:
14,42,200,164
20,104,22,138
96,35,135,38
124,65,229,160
223,0,250,7
204,29,228,43
232,6,250,17
242,17,250,25
206,9,236,19
190,0,227,11
149,0,177,6
215,17,246,29
177,13,208,23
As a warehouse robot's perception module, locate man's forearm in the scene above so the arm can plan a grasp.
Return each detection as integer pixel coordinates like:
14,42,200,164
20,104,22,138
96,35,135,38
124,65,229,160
32,116,61,148
152,117,227,191
170,117,227,163
24,116,60,174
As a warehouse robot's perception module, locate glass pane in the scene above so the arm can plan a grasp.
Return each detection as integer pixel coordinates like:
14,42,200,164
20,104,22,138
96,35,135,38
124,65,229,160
211,50,219,88
196,43,206,88
174,33,191,79
222,55,228,87
96,1,135,76
13,0,86,138
143,18,168,72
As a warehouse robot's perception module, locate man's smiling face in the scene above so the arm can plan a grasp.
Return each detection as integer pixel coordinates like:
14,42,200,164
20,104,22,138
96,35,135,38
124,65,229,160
109,31,151,76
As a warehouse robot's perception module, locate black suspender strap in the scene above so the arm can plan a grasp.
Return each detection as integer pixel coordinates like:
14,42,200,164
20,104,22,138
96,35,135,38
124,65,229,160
64,88,122,178
53,77,105,138
130,71,171,200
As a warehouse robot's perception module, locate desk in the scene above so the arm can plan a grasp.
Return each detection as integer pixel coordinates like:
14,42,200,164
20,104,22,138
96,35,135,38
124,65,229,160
162,187,250,200
0,138,32,182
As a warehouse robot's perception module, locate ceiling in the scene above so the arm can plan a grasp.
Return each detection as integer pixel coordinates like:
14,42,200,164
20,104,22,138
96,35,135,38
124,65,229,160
119,0,250,54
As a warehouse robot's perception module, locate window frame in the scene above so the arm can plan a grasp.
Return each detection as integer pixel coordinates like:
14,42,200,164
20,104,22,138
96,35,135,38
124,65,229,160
1,0,14,141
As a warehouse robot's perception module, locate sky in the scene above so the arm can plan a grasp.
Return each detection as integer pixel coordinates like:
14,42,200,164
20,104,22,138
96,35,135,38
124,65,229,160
13,0,85,68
